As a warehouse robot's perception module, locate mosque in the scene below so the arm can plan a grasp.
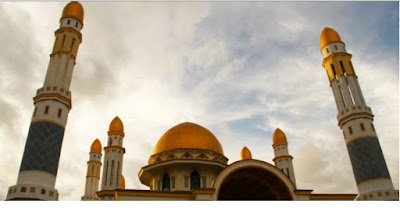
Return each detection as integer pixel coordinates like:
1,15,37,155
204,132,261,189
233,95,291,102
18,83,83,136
5,2,399,201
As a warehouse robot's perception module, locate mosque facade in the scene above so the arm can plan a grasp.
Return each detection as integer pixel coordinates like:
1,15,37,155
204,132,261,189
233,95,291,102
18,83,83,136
5,2,399,201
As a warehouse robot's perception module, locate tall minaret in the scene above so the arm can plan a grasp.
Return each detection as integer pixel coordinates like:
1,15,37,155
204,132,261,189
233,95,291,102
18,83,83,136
320,27,398,200
100,116,125,191
82,139,102,200
272,128,296,187
6,2,84,201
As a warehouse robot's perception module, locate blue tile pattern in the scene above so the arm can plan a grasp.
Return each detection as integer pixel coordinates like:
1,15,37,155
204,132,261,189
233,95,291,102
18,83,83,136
347,137,390,184
19,122,65,176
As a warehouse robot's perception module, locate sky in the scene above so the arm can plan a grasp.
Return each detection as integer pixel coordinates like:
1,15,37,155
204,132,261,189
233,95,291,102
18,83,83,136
0,1,398,201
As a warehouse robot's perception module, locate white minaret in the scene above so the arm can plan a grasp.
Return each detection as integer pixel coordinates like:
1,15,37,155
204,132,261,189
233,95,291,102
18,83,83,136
82,139,102,200
6,1,84,201
272,128,296,188
320,27,398,200
100,116,125,191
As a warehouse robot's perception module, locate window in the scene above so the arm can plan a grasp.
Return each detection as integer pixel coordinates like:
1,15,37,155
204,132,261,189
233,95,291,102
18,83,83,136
116,161,120,187
334,45,338,50
75,22,78,28
326,48,329,53
371,123,375,132
44,105,49,114
286,168,290,177
108,138,112,146
368,194,373,198
385,191,390,196
110,160,115,185
41,189,46,195
67,19,70,25
171,177,175,189
33,107,38,117
8,189,12,194
363,195,367,200
162,174,170,191
184,176,189,188
340,61,345,74
190,171,200,190
202,177,207,188
360,123,365,131
58,108,62,118
49,191,54,197
21,187,26,192
70,38,75,52
104,161,108,186
61,35,66,51
330,64,335,73
378,192,382,196
348,126,353,135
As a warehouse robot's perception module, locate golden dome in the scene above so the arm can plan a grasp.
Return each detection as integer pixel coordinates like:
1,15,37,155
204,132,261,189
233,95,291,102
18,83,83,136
90,138,102,154
272,128,288,147
240,146,252,160
108,116,125,137
320,27,344,49
121,175,125,189
153,122,224,155
60,1,84,26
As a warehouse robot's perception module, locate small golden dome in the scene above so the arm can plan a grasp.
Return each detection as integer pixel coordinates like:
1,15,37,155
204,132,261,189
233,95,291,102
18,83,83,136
108,116,125,137
121,175,125,189
60,1,84,26
320,27,344,49
153,122,224,155
272,128,288,147
240,146,252,160
90,139,102,154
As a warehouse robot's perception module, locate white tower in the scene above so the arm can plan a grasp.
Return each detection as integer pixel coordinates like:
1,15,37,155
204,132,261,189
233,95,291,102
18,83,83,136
101,116,125,191
320,27,398,200
272,128,296,187
6,1,84,200
82,139,102,200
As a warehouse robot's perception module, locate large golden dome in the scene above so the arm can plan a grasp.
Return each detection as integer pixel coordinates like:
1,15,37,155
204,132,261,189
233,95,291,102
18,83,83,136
272,128,288,147
320,27,344,49
153,122,224,155
108,116,124,137
60,1,84,26
90,138,102,154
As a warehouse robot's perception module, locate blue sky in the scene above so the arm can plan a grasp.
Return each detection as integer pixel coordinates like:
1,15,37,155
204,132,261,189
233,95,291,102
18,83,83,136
0,1,398,200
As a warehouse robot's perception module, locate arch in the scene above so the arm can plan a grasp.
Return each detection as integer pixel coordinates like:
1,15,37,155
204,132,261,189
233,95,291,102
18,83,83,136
212,160,295,200
162,174,170,191
190,171,200,190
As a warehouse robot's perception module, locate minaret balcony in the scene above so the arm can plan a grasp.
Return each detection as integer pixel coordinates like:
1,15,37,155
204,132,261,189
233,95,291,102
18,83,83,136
337,106,373,127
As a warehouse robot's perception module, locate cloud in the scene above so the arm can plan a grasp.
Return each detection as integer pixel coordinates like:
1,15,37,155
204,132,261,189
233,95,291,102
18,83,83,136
0,2,398,200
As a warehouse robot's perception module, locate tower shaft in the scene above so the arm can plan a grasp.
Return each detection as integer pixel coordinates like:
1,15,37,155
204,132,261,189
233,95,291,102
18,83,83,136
320,28,398,200
6,2,84,201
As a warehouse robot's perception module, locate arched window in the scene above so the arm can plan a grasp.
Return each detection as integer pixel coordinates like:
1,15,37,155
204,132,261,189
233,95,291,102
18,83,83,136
162,174,170,191
190,171,200,190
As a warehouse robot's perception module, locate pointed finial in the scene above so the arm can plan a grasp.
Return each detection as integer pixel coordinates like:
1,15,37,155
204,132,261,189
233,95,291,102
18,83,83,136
240,146,252,160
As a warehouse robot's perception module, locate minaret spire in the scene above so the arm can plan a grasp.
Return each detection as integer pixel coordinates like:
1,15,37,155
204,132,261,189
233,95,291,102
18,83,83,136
100,116,126,192
82,139,102,200
6,1,84,201
272,128,296,187
320,27,398,200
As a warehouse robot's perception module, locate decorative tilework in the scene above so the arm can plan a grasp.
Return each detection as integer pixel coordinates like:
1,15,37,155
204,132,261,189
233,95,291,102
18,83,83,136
347,137,390,184
19,122,65,176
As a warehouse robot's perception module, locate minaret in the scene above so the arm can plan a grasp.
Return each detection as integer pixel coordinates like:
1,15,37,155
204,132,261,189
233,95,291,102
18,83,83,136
100,116,125,191
320,27,398,200
272,128,296,187
82,139,102,200
6,2,84,201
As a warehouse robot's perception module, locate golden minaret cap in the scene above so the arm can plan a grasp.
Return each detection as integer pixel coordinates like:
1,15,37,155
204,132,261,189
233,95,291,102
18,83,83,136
121,175,125,189
240,146,252,160
90,138,102,154
108,116,125,137
320,27,344,49
60,1,84,26
272,128,288,147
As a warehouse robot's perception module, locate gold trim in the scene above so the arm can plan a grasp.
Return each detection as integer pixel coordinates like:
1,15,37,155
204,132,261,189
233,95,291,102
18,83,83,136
114,191,119,200
272,155,293,162
338,112,374,127
31,119,65,128
33,93,72,109
55,27,82,41
345,135,377,144
104,146,126,153
309,194,357,200
356,177,391,186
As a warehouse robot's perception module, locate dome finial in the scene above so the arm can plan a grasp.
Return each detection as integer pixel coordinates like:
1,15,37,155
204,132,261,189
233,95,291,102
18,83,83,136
240,146,252,160
60,1,84,27
272,128,288,147
90,138,102,154
108,116,125,137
